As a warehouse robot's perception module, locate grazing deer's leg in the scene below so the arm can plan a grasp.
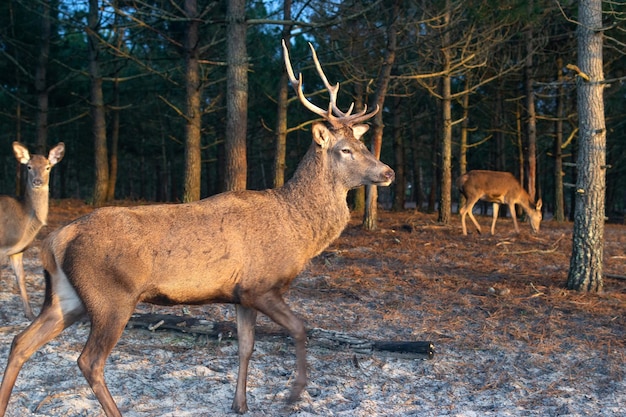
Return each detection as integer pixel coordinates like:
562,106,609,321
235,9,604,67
232,305,258,414
490,203,500,235
508,203,520,234
253,292,307,405
77,307,135,417
460,196,482,235
8,252,34,320
0,297,82,415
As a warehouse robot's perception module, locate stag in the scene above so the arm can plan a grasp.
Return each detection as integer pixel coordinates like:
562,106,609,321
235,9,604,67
0,41,394,416
457,170,542,235
0,142,65,320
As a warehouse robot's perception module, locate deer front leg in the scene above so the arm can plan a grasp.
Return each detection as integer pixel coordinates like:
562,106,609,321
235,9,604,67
490,203,500,235
254,292,307,406
9,252,34,320
509,203,520,234
232,305,258,414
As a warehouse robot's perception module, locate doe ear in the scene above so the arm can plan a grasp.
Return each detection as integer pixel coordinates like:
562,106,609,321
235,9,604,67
536,198,543,211
311,123,332,149
12,142,31,165
48,142,65,166
352,124,370,140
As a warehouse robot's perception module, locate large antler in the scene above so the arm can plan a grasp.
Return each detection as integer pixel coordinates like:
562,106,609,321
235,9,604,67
282,39,379,127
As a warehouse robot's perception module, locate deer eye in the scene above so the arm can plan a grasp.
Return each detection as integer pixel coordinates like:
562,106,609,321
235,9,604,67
341,148,352,155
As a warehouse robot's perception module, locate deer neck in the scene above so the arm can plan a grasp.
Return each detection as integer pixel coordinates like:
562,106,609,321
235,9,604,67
516,191,535,214
24,186,50,226
279,147,351,248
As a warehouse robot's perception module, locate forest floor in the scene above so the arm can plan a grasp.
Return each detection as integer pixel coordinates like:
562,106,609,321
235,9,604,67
0,199,624,417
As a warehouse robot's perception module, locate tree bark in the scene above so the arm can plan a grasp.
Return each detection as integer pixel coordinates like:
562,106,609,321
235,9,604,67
363,1,397,230
567,0,605,292
182,0,202,202
437,3,452,225
88,0,109,207
273,0,291,188
35,0,51,154
553,58,565,222
524,0,537,203
392,96,405,211
224,0,248,192
107,0,123,202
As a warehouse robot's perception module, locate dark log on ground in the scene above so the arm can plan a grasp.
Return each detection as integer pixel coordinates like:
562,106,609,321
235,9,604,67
127,313,434,359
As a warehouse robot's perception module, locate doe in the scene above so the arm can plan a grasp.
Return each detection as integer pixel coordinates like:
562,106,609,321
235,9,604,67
0,142,65,320
0,42,394,416
457,169,542,235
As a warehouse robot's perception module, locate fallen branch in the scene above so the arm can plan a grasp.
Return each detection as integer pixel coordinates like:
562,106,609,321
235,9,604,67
605,273,626,281
501,234,566,255
127,313,434,360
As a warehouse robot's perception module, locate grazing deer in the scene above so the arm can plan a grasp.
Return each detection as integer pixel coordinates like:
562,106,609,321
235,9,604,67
457,170,542,236
0,41,394,417
0,142,65,320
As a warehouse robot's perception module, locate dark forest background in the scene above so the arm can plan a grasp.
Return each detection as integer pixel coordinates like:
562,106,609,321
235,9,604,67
0,0,624,221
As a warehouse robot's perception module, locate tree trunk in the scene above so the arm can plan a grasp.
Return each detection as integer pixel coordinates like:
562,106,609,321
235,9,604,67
553,58,565,222
88,0,109,207
524,1,537,202
392,97,405,211
437,3,452,225
224,0,248,192
273,0,291,188
107,78,120,202
107,1,123,202
35,0,51,154
567,0,605,293
182,0,202,203
363,1,397,230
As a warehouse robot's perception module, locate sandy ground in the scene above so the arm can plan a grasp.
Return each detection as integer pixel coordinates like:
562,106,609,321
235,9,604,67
0,200,624,416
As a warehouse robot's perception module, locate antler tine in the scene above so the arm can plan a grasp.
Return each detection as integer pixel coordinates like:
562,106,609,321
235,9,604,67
282,39,379,126
307,42,344,118
282,39,329,119
307,42,379,124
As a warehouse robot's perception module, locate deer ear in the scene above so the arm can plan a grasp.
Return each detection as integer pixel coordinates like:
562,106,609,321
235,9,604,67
12,142,31,165
352,124,370,140
536,198,543,211
312,123,332,149
48,143,65,166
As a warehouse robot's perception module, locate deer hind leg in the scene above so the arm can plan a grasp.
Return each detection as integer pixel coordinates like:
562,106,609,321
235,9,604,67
460,197,482,235
0,274,84,415
9,252,34,320
490,203,500,235
232,304,258,414
253,292,307,405
77,305,136,417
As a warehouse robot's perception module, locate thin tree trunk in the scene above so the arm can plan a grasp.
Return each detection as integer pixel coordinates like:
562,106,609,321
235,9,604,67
224,0,248,192
554,58,565,222
88,0,109,207
107,78,120,202
35,0,51,154
274,0,291,188
182,0,202,202
392,96,405,211
567,0,605,292
437,3,452,225
524,0,537,202
363,1,397,230
107,0,123,202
